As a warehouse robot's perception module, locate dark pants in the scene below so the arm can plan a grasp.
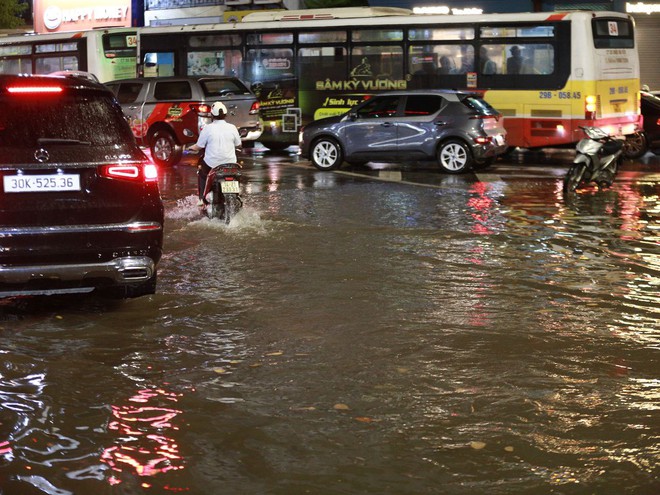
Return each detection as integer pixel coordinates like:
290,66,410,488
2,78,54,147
197,159,211,200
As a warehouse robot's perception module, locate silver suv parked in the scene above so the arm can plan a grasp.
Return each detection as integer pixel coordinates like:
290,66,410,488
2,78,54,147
106,76,262,166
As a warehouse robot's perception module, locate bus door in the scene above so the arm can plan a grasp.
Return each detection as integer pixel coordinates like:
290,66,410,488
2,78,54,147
143,52,175,78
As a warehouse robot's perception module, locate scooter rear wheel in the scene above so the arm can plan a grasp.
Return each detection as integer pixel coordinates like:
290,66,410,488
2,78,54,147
224,194,240,225
206,191,224,220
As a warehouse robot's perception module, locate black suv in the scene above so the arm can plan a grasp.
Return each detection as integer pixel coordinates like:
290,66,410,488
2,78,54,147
0,74,164,298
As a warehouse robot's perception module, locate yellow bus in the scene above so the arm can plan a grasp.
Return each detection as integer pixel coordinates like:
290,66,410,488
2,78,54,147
137,7,643,155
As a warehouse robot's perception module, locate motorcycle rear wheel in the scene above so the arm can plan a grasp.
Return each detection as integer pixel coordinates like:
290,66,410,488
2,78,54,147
224,194,240,225
563,163,587,195
206,191,224,220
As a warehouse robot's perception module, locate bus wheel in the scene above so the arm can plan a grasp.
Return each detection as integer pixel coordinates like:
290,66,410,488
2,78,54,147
437,140,473,173
622,132,648,159
150,130,181,167
311,138,343,171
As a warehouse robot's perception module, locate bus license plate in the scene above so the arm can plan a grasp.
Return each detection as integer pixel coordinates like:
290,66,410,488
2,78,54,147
221,180,240,194
3,174,81,193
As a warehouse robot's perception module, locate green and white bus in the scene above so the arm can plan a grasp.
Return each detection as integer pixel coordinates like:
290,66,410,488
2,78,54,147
0,28,137,83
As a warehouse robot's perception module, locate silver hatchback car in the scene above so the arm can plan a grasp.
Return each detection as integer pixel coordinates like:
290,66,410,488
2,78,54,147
299,90,507,173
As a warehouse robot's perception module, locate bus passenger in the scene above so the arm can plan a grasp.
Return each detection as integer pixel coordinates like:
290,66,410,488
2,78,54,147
480,46,497,74
507,46,524,74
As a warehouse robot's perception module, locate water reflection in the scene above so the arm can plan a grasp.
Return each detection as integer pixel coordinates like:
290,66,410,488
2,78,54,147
101,388,185,488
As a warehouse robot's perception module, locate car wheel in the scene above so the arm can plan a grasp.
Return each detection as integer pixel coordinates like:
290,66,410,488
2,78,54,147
622,132,648,159
437,140,473,173
150,130,181,167
311,138,343,171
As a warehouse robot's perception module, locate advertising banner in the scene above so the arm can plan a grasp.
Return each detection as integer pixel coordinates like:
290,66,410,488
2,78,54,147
34,0,132,34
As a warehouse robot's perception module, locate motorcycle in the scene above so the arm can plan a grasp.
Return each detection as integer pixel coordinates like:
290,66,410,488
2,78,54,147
202,163,243,224
563,126,624,195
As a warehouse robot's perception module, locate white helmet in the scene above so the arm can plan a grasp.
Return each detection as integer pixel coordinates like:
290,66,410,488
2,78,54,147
211,101,227,117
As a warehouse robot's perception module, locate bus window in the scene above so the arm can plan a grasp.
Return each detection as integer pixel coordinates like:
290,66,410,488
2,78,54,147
299,31,347,44
35,55,78,74
503,44,554,75
352,29,403,42
479,45,503,75
409,44,474,76
188,50,243,77
350,46,403,81
0,45,31,56
592,19,634,48
298,47,347,89
245,48,294,82
0,57,31,74
480,25,554,38
35,42,77,53
247,33,293,45
189,34,241,48
103,32,137,59
408,27,475,41
144,52,174,77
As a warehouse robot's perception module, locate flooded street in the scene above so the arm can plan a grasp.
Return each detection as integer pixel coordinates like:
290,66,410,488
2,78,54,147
1,151,659,494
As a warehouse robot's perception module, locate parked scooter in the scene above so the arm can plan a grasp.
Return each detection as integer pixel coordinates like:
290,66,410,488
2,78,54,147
202,163,243,224
563,126,624,195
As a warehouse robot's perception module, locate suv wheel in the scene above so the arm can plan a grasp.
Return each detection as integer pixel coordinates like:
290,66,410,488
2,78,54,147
311,138,343,171
622,132,648,159
150,130,181,167
438,140,473,174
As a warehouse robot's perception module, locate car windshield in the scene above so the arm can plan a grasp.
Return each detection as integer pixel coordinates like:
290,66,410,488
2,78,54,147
462,95,499,115
0,91,133,148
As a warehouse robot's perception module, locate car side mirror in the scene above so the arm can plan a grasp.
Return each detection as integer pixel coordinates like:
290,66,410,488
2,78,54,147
348,112,358,121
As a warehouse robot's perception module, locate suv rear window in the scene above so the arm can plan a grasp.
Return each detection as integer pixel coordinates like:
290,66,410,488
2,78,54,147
201,78,251,97
0,90,134,150
461,95,499,115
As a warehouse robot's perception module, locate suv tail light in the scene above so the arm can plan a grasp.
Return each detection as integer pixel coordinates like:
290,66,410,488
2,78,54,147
7,85,63,94
249,101,260,115
191,103,211,116
99,162,158,183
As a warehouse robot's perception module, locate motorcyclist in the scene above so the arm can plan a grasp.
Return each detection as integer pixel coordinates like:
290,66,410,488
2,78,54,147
187,101,242,206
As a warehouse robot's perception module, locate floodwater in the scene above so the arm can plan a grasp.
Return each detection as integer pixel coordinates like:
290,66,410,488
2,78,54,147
0,155,658,494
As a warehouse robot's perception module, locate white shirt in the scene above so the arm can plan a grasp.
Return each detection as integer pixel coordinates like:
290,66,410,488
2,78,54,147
195,120,242,167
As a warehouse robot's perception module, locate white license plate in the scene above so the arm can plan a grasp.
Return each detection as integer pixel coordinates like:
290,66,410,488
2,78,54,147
495,135,505,146
220,180,240,194
3,174,81,193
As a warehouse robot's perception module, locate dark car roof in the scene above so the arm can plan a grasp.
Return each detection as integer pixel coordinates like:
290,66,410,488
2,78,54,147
0,73,109,92
106,75,241,84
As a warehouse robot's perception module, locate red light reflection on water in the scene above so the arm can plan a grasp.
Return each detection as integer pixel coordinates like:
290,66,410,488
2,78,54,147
100,388,186,489
467,181,495,235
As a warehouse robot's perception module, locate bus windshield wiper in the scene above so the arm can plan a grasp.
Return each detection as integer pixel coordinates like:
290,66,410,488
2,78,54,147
37,138,92,146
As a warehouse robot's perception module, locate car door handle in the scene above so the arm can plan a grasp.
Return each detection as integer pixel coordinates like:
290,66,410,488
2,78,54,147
435,121,447,126
381,122,394,127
